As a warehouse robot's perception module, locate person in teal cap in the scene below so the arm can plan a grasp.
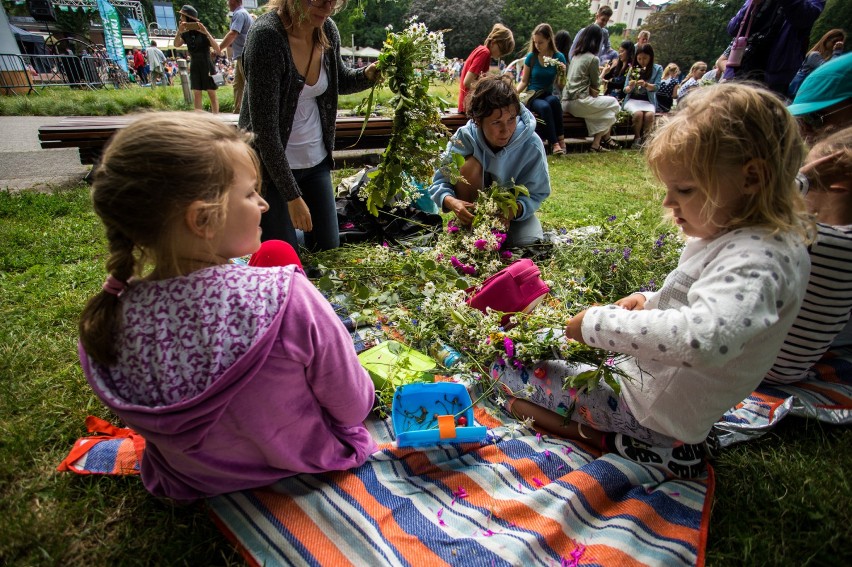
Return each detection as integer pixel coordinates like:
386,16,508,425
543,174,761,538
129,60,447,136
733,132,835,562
787,52,852,142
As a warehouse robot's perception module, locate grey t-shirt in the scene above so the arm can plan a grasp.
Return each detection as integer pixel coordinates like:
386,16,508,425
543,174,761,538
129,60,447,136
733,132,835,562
229,7,253,59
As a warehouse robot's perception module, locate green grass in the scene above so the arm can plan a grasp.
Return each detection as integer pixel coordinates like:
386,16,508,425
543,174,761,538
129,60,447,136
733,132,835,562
1,155,851,566
0,85,236,116
0,82,458,117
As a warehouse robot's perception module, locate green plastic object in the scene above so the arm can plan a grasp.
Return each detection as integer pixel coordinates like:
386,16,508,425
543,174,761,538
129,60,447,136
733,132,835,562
358,340,437,390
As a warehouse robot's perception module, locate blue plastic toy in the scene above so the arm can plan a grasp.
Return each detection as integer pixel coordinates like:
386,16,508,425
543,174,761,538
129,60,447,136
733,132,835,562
392,382,488,447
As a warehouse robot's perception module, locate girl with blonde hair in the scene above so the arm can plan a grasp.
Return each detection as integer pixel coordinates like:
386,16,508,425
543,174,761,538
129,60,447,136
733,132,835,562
79,112,376,500
497,83,813,477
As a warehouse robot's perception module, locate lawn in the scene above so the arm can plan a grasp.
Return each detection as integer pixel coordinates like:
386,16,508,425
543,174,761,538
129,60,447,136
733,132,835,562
0,150,849,566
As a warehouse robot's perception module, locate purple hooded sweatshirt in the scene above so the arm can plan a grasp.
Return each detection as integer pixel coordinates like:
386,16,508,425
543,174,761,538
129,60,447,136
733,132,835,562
80,264,376,501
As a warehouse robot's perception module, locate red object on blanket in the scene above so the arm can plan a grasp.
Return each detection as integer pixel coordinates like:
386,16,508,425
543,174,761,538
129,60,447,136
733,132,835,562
57,416,145,476
466,259,550,326
248,240,302,269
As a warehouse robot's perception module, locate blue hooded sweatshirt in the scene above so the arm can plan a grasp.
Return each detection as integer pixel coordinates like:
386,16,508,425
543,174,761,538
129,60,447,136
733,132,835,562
429,105,550,223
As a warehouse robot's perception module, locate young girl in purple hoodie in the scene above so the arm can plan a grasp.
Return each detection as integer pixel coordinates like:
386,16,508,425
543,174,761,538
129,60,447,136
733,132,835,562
78,112,376,501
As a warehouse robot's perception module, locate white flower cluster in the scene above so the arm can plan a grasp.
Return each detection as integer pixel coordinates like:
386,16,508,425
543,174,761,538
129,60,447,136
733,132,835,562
400,18,447,70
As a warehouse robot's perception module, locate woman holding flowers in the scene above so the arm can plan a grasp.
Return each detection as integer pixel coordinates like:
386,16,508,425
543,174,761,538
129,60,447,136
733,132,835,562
516,23,568,155
600,40,635,101
623,43,663,149
562,25,621,152
239,0,378,254
430,75,551,248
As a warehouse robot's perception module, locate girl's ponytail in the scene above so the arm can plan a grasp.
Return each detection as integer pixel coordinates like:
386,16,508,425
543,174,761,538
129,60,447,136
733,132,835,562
78,227,136,366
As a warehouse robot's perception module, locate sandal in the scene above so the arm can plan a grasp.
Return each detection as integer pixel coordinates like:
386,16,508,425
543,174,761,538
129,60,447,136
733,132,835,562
589,144,610,153
552,143,566,156
602,137,620,150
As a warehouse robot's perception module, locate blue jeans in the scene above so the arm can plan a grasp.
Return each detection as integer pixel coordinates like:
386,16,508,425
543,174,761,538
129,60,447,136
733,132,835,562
528,95,564,146
260,156,339,253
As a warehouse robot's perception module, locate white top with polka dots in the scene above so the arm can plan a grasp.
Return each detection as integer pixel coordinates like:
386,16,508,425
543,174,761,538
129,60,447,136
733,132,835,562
581,226,810,443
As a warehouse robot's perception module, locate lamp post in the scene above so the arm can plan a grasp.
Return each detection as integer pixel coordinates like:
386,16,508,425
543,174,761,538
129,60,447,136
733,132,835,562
351,33,355,66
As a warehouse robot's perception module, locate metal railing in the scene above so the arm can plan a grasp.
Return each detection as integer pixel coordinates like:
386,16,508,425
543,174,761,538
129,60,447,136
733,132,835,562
0,53,131,94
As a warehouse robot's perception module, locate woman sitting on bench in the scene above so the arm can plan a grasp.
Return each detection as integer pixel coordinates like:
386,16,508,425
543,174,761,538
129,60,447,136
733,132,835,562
561,25,621,152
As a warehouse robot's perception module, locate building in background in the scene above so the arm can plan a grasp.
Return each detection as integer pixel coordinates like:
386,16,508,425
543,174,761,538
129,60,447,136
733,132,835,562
589,0,657,31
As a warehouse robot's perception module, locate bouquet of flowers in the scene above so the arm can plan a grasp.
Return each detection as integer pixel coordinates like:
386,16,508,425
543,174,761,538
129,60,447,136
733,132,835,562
629,65,644,83
434,181,529,278
356,20,452,216
542,55,566,83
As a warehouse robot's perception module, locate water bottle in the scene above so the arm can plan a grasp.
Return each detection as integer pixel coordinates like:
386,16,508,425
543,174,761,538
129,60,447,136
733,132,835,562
430,341,462,368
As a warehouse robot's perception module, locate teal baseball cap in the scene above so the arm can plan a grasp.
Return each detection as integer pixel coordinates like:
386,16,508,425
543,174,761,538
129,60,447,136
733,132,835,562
787,53,852,116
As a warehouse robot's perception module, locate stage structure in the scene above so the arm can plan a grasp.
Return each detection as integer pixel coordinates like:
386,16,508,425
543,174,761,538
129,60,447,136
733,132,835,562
50,0,145,23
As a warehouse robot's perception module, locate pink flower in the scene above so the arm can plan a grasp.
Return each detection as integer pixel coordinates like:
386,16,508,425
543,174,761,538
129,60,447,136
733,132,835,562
503,337,515,358
474,239,487,250
436,253,444,261
342,222,355,229
493,232,507,244
606,356,615,366
447,223,460,233
501,250,513,259
463,264,477,275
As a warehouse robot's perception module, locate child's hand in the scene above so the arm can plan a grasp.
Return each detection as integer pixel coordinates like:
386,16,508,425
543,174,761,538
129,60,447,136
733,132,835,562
445,195,475,226
565,309,587,343
614,293,646,311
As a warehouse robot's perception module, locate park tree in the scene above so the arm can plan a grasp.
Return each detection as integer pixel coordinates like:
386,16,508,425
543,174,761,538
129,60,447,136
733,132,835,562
406,0,506,59
643,0,740,72
335,0,412,50
810,0,852,47
501,0,593,58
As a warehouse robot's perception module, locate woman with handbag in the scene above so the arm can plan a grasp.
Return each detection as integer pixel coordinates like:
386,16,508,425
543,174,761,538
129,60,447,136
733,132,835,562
561,25,621,153
174,5,222,113
516,24,567,156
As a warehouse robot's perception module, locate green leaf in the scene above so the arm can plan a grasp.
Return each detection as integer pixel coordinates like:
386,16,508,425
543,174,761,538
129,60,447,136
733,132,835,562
317,276,334,291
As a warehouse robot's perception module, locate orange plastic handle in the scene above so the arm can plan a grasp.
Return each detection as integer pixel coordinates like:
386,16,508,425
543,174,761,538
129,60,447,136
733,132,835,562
437,415,457,439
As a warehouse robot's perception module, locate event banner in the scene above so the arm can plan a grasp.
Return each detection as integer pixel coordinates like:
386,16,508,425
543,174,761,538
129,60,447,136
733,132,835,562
96,0,128,72
126,17,150,51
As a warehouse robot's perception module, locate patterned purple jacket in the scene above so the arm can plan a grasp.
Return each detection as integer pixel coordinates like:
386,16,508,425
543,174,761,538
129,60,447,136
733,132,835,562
80,265,376,500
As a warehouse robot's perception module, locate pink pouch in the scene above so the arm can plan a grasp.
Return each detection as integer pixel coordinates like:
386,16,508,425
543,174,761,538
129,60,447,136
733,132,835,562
466,259,550,326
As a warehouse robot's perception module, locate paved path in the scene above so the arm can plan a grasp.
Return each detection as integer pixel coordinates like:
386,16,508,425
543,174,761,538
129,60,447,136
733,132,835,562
0,116,89,192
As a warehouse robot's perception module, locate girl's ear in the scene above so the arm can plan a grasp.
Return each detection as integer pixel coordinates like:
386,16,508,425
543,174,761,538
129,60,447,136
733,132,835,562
185,200,216,239
741,158,769,195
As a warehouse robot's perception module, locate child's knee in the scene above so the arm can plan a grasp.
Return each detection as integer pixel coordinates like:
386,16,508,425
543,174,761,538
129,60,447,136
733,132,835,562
459,155,483,181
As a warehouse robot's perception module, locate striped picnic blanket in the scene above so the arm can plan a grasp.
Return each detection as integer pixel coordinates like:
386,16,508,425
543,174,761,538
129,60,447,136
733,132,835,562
207,400,713,567
714,350,852,447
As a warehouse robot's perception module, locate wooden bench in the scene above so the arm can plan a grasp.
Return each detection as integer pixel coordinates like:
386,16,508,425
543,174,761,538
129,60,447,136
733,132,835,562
37,111,627,166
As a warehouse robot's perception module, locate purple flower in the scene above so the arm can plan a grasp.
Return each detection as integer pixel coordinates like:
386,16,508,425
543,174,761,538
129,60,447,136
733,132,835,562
592,248,600,255
463,265,477,275
623,247,632,260
655,234,666,248
450,256,462,268
474,239,487,250
447,224,460,233
493,232,507,244
501,250,513,259
607,215,617,222
503,336,515,358
382,241,389,247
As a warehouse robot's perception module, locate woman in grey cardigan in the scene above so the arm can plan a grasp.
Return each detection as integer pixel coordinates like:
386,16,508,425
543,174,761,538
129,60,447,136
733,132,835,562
239,0,378,252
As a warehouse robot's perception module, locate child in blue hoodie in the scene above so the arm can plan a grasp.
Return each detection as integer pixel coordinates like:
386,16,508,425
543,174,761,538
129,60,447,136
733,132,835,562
429,75,551,247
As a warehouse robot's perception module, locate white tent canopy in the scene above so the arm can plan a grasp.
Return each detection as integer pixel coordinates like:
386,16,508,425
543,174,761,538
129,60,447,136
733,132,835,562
354,47,380,58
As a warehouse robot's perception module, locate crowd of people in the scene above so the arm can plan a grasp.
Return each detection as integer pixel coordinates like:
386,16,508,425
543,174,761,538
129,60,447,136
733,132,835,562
73,0,851,501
